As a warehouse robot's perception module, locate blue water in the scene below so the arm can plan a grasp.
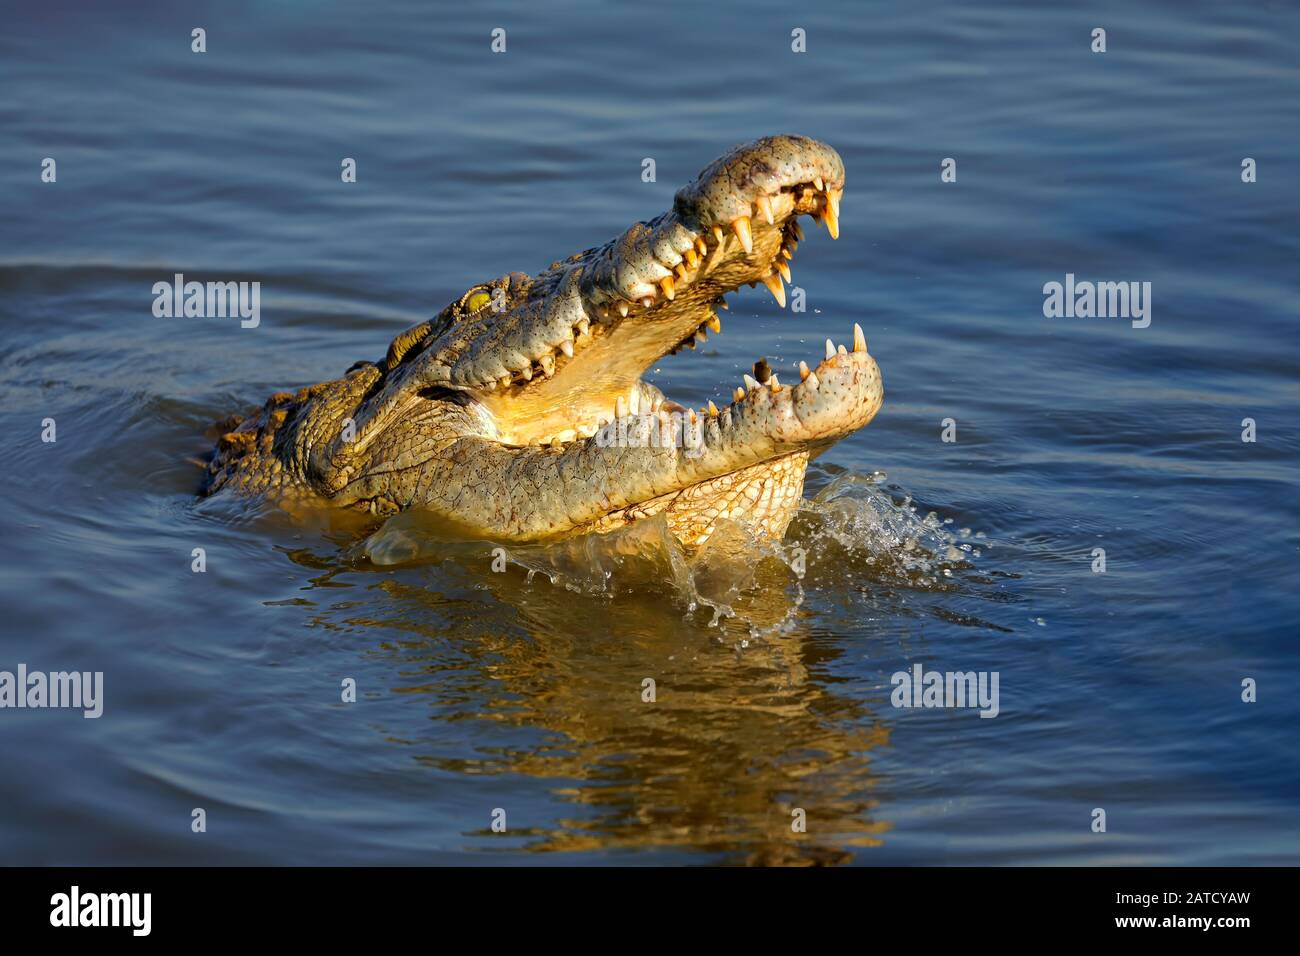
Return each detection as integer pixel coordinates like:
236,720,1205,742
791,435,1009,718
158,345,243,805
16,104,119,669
1,0,1297,864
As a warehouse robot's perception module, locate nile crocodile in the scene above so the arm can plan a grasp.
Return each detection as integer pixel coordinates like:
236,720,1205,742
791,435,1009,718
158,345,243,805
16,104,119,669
203,135,883,546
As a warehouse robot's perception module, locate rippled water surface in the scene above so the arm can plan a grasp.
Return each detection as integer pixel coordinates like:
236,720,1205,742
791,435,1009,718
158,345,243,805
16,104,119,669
2,0,1297,864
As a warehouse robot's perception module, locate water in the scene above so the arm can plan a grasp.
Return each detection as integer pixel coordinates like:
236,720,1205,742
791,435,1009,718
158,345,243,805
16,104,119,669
1,0,1297,864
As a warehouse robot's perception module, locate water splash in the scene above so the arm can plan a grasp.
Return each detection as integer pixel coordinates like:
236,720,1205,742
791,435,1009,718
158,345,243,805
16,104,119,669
360,471,984,636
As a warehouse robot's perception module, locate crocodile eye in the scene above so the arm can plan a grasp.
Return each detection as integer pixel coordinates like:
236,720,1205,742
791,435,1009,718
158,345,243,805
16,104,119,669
466,291,492,312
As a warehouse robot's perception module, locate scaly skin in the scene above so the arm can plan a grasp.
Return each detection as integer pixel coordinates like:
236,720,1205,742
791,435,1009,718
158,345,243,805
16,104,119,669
203,135,883,545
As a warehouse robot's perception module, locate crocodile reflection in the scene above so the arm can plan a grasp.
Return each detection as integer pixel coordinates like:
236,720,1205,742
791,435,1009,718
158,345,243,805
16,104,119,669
291,517,894,865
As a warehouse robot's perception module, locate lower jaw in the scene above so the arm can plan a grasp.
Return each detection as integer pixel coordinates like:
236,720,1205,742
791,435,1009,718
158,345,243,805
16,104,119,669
577,451,809,547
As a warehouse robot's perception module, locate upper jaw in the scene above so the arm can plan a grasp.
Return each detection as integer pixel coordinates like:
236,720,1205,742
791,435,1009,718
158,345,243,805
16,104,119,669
578,133,844,319
398,136,844,396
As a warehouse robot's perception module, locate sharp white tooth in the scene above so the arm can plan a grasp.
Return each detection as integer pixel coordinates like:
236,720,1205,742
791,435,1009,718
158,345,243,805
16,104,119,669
617,301,630,317
853,323,866,352
769,374,781,393
628,388,640,415
761,273,786,308
754,194,775,225
743,374,760,392
554,429,576,444
540,354,556,377
707,400,719,416
640,296,655,309
560,340,574,358
520,364,533,381
706,313,722,333
799,361,810,381
734,386,745,402
731,216,753,255
805,371,819,389
825,339,836,360
617,395,628,418
814,176,825,191
575,317,590,336
837,344,848,356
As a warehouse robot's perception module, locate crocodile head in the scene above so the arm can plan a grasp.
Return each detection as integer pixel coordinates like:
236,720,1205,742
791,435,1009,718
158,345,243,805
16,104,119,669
206,135,883,546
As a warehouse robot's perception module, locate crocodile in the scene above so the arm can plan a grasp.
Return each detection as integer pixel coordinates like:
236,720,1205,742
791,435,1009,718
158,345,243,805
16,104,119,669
203,135,883,546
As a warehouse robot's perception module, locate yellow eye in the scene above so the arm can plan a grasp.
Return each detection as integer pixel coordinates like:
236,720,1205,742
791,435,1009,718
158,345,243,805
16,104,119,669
466,291,492,312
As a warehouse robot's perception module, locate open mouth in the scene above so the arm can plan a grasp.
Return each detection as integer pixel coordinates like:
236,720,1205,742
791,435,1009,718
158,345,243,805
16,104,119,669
433,135,866,455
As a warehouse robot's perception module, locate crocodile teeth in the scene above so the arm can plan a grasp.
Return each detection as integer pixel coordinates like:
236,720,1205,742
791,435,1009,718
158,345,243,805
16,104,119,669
825,339,836,360
792,222,803,242
674,263,687,281
716,298,729,311
640,296,655,309
733,386,745,402
706,314,721,333
837,344,848,356
761,273,786,308
695,236,708,255
553,429,576,445
707,400,719,416
660,276,675,300
731,216,753,255
617,301,629,318
520,365,533,381
799,360,810,381
775,260,791,283
853,322,866,352
628,388,640,415
821,195,839,239
743,373,761,392
711,225,725,245
805,371,820,389
814,176,825,191
575,317,590,336
684,248,699,269
540,354,555,377
769,374,781,393
754,194,774,226
617,395,627,418
694,330,707,344
499,375,512,389
827,188,842,221
560,340,574,359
